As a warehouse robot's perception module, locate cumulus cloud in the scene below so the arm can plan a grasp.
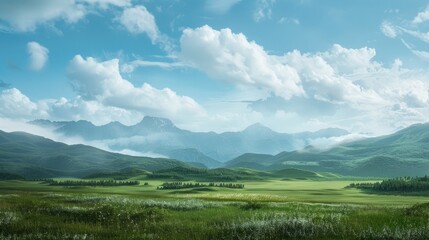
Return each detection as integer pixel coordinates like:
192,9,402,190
118,5,172,52
412,5,429,24
67,55,205,119
180,25,304,100
205,0,242,14
118,6,158,40
178,25,429,134
320,44,379,74
0,88,45,119
282,49,385,108
0,53,206,131
179,25,384,108
0,0,130,32
27,41,49,71
46,97,144,126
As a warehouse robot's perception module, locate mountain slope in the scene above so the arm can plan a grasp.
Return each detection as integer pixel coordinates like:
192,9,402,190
224,153,275,170
224,123,429,177
0,130,190,179
159,148,222,168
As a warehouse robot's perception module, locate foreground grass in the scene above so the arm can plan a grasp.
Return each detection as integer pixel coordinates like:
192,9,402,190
1,180,429,239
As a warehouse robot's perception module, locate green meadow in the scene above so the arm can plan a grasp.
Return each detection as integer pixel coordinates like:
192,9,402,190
1,178,429,239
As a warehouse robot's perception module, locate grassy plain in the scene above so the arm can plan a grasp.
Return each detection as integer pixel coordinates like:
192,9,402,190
1,179,429,239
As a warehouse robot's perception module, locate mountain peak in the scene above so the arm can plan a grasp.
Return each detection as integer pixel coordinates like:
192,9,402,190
243,123,275,133
103,121,125,127
139,116,174,126
134,116,178,132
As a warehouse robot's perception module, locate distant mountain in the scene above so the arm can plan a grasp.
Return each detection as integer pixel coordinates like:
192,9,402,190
31,116,183,140
158,148,222,168
224,153,274,170
224,123,429,177
31,116,350,163
0,130,191,179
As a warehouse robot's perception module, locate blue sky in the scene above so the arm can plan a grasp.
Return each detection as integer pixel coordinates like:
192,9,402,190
1,0,429,135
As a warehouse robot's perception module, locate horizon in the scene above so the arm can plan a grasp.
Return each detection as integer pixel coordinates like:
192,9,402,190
1,0,429,136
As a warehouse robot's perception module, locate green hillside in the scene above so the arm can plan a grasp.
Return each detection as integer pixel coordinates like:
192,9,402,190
224,153,275,169
223,123,429,177
0,130,191,179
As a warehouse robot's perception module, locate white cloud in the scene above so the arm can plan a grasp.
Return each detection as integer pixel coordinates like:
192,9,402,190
0,0,84,32
121,59,185,73
278,17,300,25
0,87,143,126
281,49,385,108
205,0,242,14
0,0,129,32
321,44,379,75
380,21,398,38
253,0,276,22
0,88,45,119
114,149,167,158
401,39,429,60
399,28,429,44
118,5,159,40
308,133,369,150
180,25,304,100
118,5,172,52
178,25,429,135
47,97,144,125
179,25,384,108
381,7,429,60
0,54,205,131
67,55,205,120
412,5,429,24
27,41,49,71
81,0,131,9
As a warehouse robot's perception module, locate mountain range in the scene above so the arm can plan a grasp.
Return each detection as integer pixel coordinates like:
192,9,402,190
31,116,350,166
224,122,429,177
1,121,429,178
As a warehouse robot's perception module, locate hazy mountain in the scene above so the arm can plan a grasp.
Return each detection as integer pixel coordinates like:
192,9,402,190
0,130,191,179
30,116,350,163
158,148,222,168
224,123,429,177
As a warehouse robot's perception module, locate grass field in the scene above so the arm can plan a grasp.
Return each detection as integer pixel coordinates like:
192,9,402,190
1,179,429,239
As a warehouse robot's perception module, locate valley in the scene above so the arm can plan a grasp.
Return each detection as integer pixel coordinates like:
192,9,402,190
2,122,429,239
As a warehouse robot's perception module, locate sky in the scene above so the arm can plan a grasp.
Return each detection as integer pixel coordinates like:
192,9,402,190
1,0,429,135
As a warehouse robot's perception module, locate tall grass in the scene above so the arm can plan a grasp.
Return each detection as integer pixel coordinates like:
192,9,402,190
1,193,429,239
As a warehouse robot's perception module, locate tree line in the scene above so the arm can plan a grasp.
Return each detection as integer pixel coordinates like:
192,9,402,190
348,176,429,192
43,179,140,187
157,182,244,190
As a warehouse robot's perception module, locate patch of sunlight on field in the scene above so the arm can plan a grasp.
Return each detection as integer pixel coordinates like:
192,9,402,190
179,192,288,202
